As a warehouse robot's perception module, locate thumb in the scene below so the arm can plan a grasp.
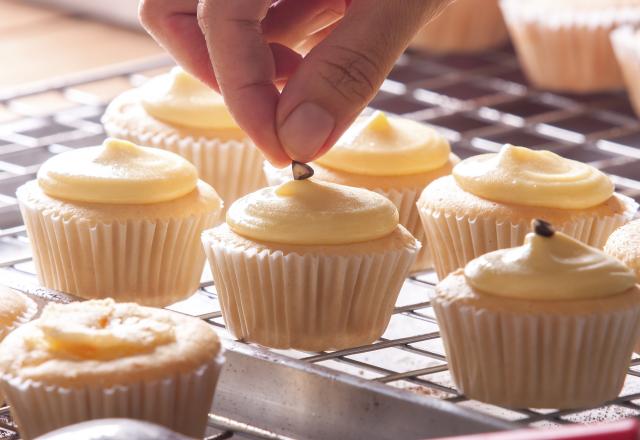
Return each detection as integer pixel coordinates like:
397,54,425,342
276,0,448,162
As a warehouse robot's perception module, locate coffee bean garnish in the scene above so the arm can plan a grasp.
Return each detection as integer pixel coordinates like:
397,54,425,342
533,219,555,238
292,161,314,181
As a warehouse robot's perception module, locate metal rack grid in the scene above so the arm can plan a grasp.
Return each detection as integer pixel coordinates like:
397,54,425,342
1,45,640,438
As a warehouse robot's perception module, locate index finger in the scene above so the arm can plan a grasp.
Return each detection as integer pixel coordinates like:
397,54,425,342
198,0,290,166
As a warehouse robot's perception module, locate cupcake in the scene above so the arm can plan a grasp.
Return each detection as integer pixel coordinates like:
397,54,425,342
0,285,37,341
500,0,640,93
264,111,456,272
0,299,223,439
17,138,222,306
433,220,640,409
202,170,420,351
36,419,194,440
102,66,266,208
410,0,509,54
417,144,638,280
611,26,640,118
605,219,640,281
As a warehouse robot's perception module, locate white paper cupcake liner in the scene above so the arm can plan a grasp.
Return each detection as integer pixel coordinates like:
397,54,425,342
433,295,640,409
202,227,419,351
612,26,640,118
18,202,218,307
500,0,640,92
264,162,432,272
1,354,224,440
418,194,638,280
410,0,509,54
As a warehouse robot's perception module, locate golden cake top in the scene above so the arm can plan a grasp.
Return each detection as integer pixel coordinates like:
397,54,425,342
452,144,613,209
226,178,399,245
141,66,240,130
0,285,34,339
37,138,202,205
314,111,450,176
605,219,640,281
464,220,636,300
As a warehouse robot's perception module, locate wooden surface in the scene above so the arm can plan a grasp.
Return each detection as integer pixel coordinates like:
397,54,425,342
0,0,164,90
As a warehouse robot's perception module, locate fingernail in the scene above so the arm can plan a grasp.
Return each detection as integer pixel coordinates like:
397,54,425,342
278,102,335,162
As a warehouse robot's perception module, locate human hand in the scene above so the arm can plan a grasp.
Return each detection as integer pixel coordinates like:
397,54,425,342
139,0,449,166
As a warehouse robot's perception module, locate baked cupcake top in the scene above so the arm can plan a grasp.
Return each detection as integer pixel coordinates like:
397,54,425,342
605,220,640,280
453,144,613,209
0,299,221,387
314,111,450,176
464,220,636,301
0,285,35,340
37,138,203,205
141,67,239,130
227,178,399,245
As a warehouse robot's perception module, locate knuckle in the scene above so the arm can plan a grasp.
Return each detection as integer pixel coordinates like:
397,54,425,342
316,45,384,102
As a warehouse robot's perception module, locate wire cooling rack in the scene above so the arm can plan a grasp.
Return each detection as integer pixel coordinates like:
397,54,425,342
2,45,640,439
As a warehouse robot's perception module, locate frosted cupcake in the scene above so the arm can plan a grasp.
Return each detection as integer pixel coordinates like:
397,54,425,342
0,299,223,439
410,0,509,54
433,220,640,409
17,138,222,306
103,67,265,207
0,285,36,341
611,26,640,118
202,170,420,351
418,144,638,280
500,0,640,93
264,111,456,272
605,220,640,281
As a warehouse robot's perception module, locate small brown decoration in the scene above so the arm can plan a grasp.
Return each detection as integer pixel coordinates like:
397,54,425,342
292,161,314,181
533,219,555,238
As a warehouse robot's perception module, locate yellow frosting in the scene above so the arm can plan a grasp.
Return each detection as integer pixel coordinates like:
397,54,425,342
453,144,614,209
37,138,198,204
141,66,239,130
314,111,450,176
464,229,636,301
226,179,399,245
31,299,175,360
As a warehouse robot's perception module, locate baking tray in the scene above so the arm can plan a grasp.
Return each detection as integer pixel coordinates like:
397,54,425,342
1,45,640,439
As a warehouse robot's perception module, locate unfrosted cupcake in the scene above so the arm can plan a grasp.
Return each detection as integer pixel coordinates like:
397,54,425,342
0,285,36,341
202,176,420,351
264,111,456,272
17,138,222,306
611,26,640,118
0,299,223,439
501,0,640,93
605,220,640,281
418,144,638,279
410,0,509,54
433,220,640,409
103,67,265,207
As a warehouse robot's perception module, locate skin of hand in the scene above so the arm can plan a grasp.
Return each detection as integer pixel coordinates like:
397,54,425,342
139,0,450,167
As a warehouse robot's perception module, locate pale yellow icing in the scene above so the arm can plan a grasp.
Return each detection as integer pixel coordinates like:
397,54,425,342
30,299,175,360
141,66,239,130
464,229,636,301
37,138,198,204
314,111,450,176
226,179,399,245
453,144,614,209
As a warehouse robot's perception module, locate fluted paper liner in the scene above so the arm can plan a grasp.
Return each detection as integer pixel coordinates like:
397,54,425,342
0,355,224,440
202,229,419,351
433,296,640,409
500,0,640,92
264,162,432,272
18,202,218,307
612,26,640,118
418,194,638,280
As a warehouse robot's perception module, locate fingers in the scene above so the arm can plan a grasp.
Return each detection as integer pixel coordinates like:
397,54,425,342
276,0,450,162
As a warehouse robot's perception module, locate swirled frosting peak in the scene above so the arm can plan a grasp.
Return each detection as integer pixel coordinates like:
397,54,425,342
453,144,614,209
464,220,636,301
34,299,176,360
226,179,399,245
37,138,198,204
314,111,450,176
141,66,239,130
